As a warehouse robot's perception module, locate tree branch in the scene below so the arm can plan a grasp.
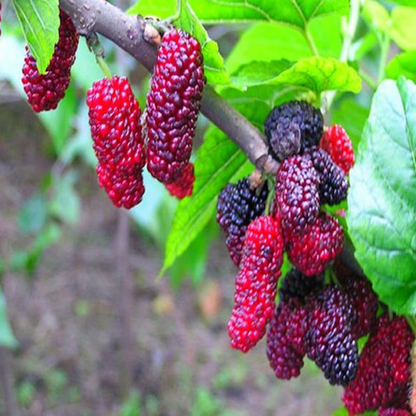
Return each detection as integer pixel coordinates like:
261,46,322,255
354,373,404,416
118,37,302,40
59,0,279,174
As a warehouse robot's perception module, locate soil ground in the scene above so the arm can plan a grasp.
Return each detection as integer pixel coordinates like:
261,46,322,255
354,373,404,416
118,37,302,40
0,101,342,416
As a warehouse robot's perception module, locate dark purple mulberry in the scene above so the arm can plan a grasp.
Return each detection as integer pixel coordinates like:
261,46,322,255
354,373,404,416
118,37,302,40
146,29,205,184
305,285,359,386
22,10,79,112
306,147,348,205
279,268,324,303
217,178,268,266
265,101,324,159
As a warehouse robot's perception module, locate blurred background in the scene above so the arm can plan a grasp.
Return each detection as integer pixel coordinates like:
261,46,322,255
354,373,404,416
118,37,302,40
0,0,378,414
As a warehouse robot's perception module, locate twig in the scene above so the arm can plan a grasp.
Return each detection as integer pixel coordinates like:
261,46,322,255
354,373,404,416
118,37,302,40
59,0,278,174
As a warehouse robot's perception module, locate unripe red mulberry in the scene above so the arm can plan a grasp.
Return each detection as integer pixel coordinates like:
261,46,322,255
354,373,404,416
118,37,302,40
343,314,414,415
146,29,205,184
228,216,284,353
321,125,355,175
165,163,195,199
267,302,307,380
305,286,359,386
87,76,146,209
22,10,79,112
275,154,320,236
217,179,268,266
286,212,344,276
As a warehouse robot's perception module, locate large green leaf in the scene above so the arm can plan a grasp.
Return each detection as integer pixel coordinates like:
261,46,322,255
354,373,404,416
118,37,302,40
347,78,416,314
331,409,376,416
12,0,60,74
226,17,342,73
161,128,253,274
128,0,228,85
231,58,362,94
385,0,416,6
130,0,349,28
391,6,416,51
0,287,18,349
386,51,416,83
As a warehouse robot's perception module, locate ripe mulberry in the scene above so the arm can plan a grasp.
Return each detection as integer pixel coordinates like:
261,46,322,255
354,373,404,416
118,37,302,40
165,163,195,199
306,148,348,205
321,125,355,175
265,101,324,158
345,278,378,339
228,216,284,352
267,302,307,380
279,268,324,303
378,410,411,416
305,286,359,386
286,212,344,276
217,178,268,266
87,76,146,209
146,29,205,184
343,314,414,415
22,11,79,112
275,154,320,236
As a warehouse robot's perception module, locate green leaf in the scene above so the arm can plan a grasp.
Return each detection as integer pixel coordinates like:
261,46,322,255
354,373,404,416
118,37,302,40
384,0,416,6
231,58,362,94
38,83,77,154
0,287,18,349
129,0,349,27
226,17,342,73
391,6,416,51
347,78,416,314
18,193,48,235
386,51,416,83
331,98,370,151
129,0,228,85
12,0,60,74
362,0,390,33
331,409,376,416
161,128,253,275
49,172,81,225
189,0,349,29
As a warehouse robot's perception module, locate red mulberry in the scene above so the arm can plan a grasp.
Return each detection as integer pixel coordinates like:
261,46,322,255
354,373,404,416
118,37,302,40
305,286,358,386
228,216,284,352
265,101,324,158
306,147,348,206
22,10,79,112
146,29,205,184
267,302,307,380
165,163,195,199
321,125,355,175
343,314,414,415
87,76,146,209
217,179,268,266
286,212,344,276
275,154,320,236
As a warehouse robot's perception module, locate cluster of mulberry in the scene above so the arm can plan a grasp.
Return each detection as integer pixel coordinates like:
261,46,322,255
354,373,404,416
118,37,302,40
22,20,205,209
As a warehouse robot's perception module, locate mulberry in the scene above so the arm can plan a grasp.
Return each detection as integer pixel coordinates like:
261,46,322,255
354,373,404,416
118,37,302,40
228,216,284,352
87,76,146,209
265,101,324,158
286,212,344,276
279,268,324,303
22,11,79,112
146,29,205,184
165,163,195,199
305,286,359,386
275,154,320,236
343,314,414,415
321,125,355,175
217,178,268,266
267,302,307,380
306,147,348,206
378,410,411,416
